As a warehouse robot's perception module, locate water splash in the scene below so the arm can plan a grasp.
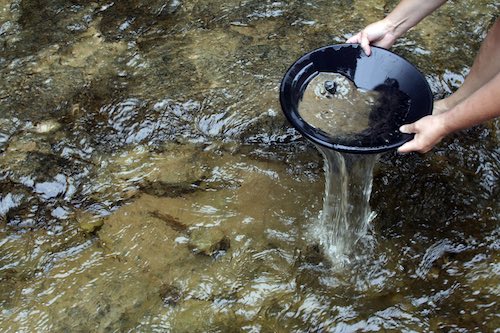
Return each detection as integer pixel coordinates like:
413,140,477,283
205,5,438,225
312,146,378,264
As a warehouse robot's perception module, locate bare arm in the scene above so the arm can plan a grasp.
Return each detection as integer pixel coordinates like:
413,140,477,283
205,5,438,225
384,0,448,38
398,71,500,153
398,19,500,153
347,0,448,55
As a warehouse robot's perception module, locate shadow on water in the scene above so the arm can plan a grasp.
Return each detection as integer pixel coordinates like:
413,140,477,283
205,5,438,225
0,0,499,332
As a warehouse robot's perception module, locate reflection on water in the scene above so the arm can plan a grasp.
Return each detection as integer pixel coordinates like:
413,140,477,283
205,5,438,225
1,0,499,332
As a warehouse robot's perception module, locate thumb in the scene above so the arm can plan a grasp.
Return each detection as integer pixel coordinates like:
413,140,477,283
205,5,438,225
399,123,417,134
397,140,418,154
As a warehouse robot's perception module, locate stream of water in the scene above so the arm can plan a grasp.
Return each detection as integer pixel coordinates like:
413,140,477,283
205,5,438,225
1,0,499,332
312,147,378,264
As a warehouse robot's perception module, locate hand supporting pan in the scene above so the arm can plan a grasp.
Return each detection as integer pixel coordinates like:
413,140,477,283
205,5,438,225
279,44,433,154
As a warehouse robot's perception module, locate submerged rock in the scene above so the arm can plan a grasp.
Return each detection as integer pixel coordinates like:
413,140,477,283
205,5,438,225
188,227,230,256
141,180,203,198
26,119,61,134
76,211,105,233
5,132,51,154
159,283,182,306
149,210,188,232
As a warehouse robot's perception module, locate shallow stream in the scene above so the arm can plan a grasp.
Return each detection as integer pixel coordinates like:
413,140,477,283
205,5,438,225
1,0,499,331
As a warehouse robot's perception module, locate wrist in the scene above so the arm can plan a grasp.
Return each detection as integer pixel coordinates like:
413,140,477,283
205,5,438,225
383,14,411,39
434,111,456,136
380,17,405,41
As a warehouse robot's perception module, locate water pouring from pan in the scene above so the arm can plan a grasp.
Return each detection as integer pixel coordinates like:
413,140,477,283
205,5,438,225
280,44,433,263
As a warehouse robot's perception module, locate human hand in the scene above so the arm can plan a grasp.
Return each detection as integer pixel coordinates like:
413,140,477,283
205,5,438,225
346,19,399,56
397,114,448,153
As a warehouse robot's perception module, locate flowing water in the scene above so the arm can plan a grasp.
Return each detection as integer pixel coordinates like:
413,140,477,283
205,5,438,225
312,148,378,264
1,0,499,332
299,71,409,264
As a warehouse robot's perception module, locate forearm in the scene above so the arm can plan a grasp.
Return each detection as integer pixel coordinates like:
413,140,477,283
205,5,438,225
438,72,500,134
384,0,448,38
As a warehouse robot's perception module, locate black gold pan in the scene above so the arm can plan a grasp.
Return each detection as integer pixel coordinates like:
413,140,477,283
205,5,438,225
279,44,433,154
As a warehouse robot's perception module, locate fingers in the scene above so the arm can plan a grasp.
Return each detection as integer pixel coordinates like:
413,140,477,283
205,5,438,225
398,122,426,153
398,141,427,154
397,123,417,153
359,31,372,56
398,135,431,154
346,33,360,44
399,123,416,134
398,140,433,154
397,142,412,154
346,32,371,56
397,122,437,154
